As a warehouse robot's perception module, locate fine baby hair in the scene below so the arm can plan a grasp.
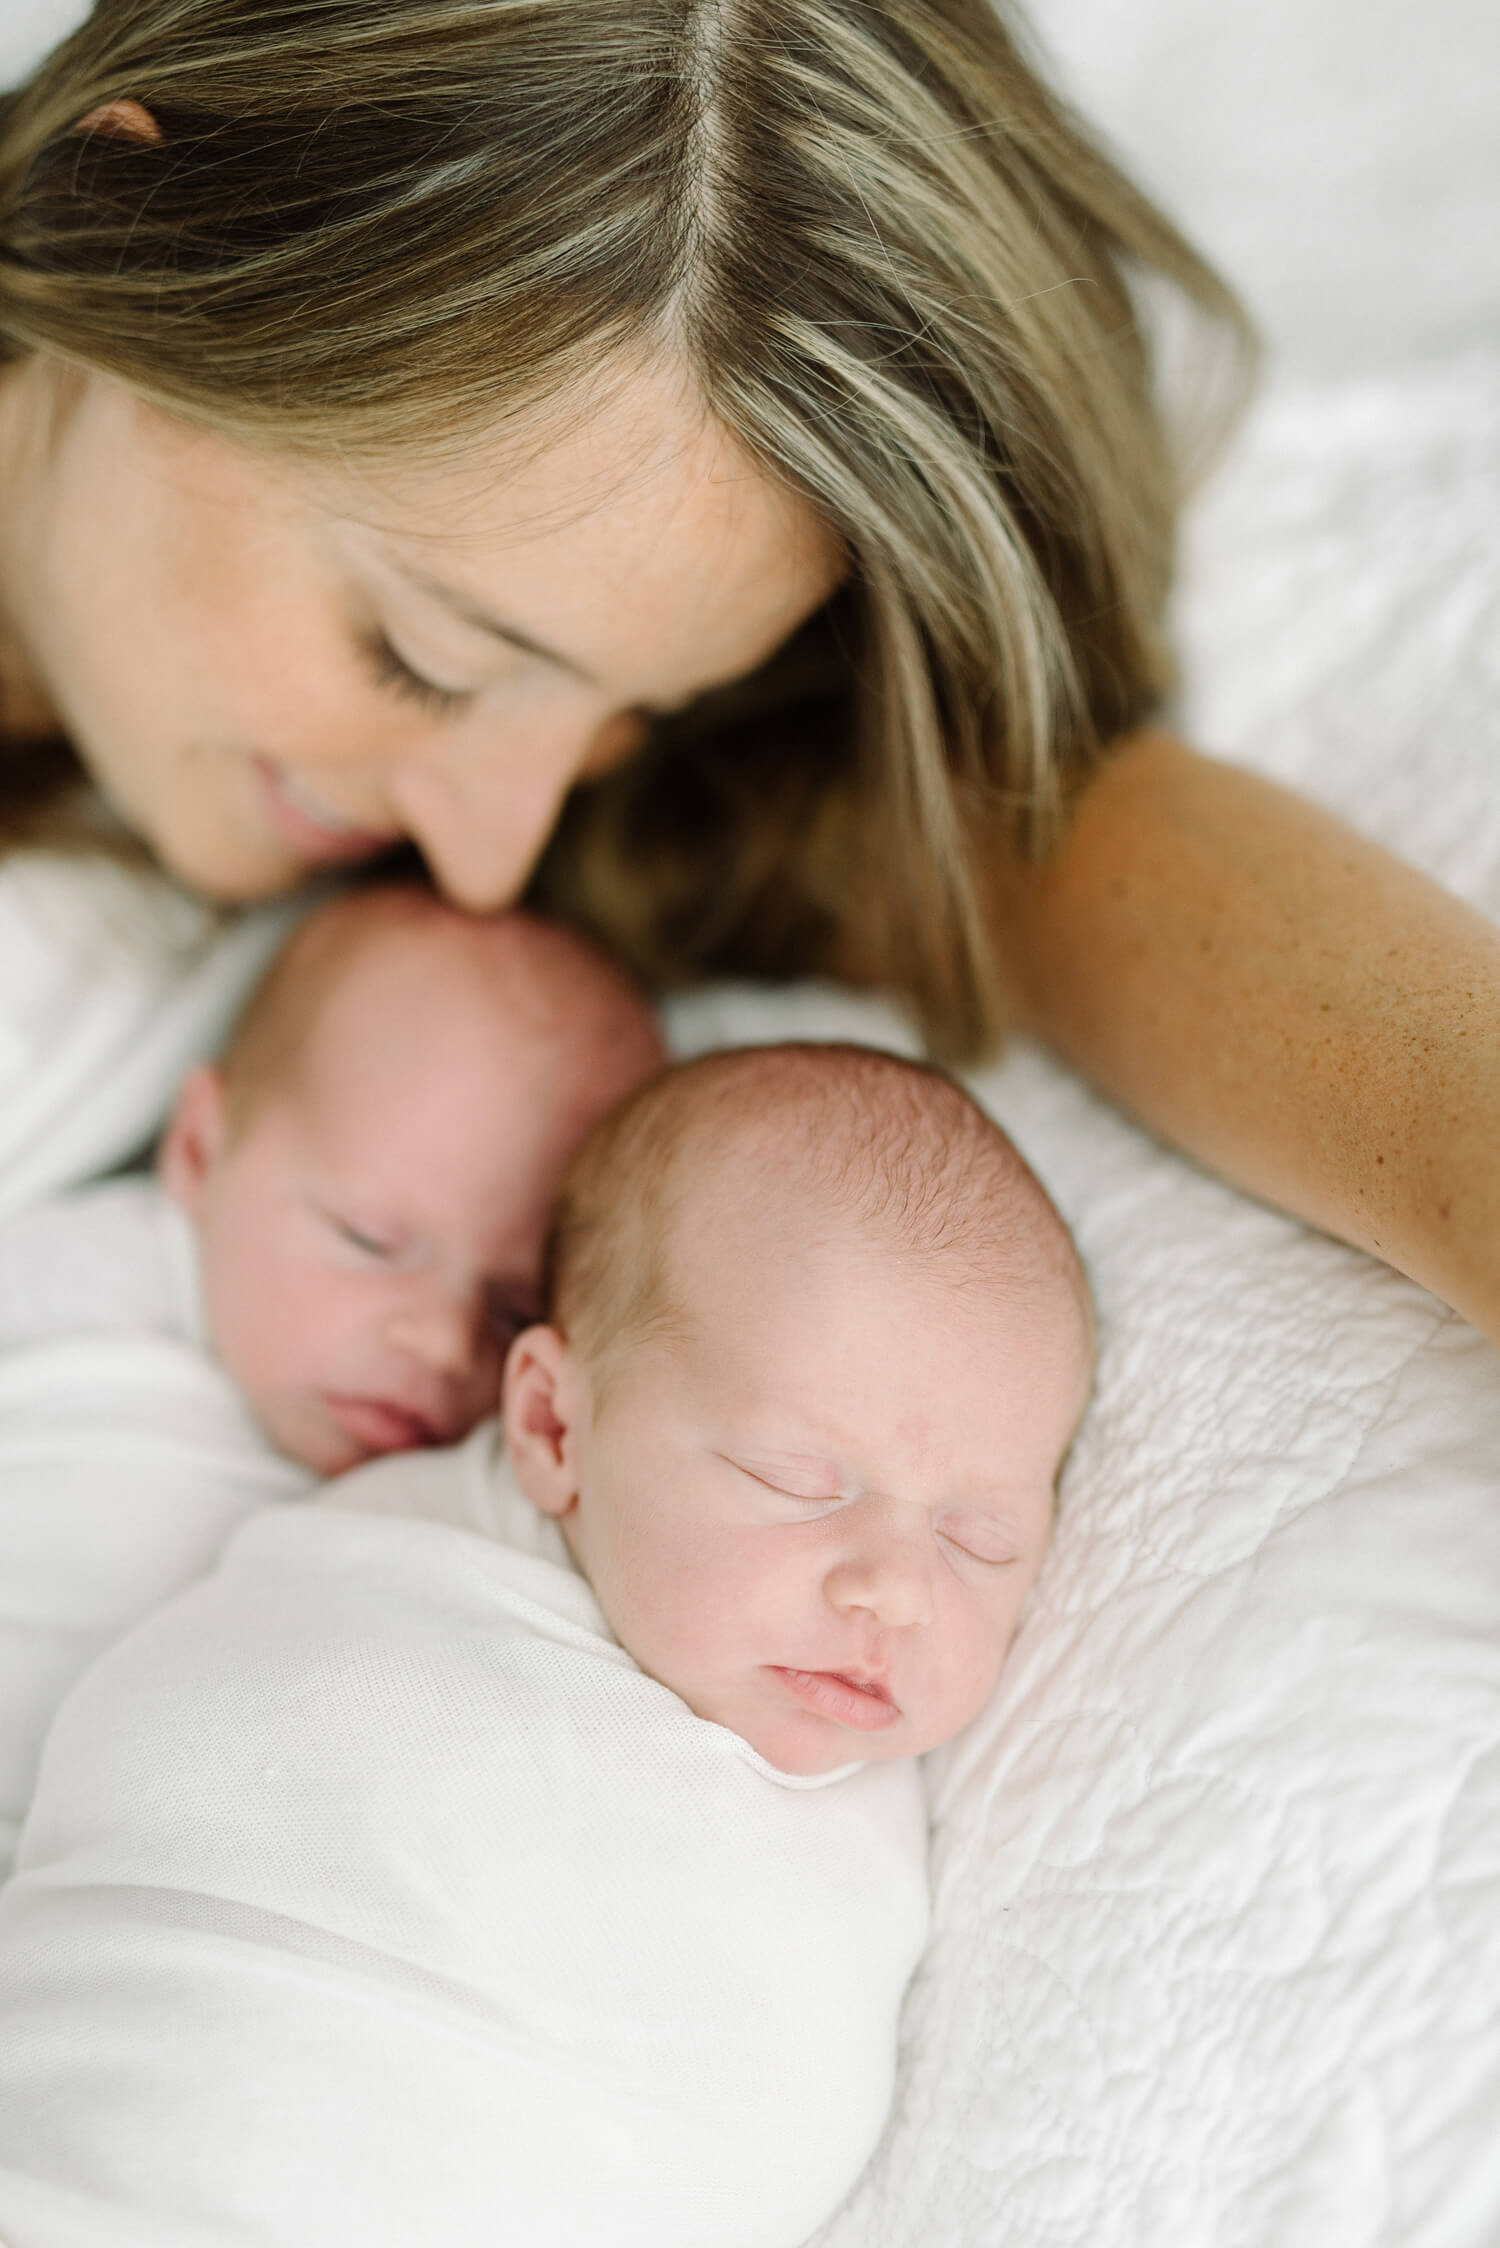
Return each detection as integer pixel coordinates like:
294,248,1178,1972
207,878,664,1136
543,1038,1093,1382
157,880,666,1473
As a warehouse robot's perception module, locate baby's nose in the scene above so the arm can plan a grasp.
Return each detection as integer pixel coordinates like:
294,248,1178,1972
825,1520,935,1631
388,1290,488,1380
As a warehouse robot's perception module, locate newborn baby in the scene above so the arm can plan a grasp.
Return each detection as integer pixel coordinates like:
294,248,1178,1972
503,1035,1094,1767
0,880,663,1873
0,1045,1092,2248
0,878,666,1473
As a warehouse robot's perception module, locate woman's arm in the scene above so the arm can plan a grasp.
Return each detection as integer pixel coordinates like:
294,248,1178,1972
984,729,1500,1348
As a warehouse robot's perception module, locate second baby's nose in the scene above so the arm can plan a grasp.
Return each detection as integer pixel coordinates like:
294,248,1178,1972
388,1289,487,1379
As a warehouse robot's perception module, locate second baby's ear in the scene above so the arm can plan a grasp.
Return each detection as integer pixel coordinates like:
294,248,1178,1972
157,1064,229,1216
503,1326,585,1518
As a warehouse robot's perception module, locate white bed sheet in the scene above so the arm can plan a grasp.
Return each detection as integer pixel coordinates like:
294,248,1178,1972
767,356,1496,2247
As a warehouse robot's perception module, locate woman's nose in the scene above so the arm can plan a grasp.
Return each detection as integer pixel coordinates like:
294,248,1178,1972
387,709,645,911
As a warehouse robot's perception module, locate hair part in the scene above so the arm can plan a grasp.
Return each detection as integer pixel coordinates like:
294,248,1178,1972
543,1040,1091,1393
1,0,1256,1054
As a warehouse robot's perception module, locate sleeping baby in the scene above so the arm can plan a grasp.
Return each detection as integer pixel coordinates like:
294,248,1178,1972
0,877,666,1473
0,879,664,1869
0,1043,1093,2248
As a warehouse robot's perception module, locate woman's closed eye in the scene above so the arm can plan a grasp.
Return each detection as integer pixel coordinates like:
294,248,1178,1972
360,629,472,720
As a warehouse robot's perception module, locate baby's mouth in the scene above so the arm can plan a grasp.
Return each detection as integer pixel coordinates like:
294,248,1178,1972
768,1667,902,1732
322,1393,442,1457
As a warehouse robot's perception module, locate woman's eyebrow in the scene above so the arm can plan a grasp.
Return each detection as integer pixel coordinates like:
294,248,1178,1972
392,560,599,686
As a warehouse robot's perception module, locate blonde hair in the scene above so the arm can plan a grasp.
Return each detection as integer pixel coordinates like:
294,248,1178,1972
544,1041,1091,1386
0,0,1254,1056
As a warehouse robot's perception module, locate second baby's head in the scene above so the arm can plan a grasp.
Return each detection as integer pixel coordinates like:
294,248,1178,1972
504,1043,1093,1775
160,884,664,1474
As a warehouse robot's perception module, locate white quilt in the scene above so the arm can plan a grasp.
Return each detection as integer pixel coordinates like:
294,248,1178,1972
785,358,1498,2245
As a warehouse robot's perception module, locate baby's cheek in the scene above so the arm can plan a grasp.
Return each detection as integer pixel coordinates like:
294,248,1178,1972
934,1601,1014,1735
214,1263,353,1443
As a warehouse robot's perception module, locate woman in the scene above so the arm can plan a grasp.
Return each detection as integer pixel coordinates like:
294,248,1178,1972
0,0,1495,1341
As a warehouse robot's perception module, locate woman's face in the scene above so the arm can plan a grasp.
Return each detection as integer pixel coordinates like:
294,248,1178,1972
0,357,844,906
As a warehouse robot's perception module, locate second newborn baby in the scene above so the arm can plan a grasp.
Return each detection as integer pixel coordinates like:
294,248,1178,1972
0,1043,1092,2248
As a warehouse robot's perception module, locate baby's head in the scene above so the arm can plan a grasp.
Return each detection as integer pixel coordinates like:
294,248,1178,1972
504,1043,1093,1774
160,885,664,1475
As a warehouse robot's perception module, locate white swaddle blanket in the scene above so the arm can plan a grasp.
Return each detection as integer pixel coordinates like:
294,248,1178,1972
0,1335,307,1878
0,1430,929,2248
0,854,305,1222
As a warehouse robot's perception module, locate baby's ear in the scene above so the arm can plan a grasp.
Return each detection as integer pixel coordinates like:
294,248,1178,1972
157,1065,229,1216
503,1326,585,1518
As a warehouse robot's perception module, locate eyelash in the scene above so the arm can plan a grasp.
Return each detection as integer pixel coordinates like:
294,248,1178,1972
363,632,470,719
736,1463,838,1506
335,1218,394,1259
944,1536,1015,1568
741,1466,1012,1564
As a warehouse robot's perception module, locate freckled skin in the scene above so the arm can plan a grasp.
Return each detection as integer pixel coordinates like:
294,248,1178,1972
0,356,844,909
988,732,1500,1348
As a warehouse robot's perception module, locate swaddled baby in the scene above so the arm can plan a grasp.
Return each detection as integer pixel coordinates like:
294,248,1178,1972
0,1045,1093,2248
0,877,667,1473
0,881,664,1872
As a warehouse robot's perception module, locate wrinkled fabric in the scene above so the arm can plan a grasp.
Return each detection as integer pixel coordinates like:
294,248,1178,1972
0,1455,928,2248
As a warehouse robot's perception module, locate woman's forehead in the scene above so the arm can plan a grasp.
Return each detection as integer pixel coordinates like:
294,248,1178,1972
319,358,832,576
314,361,845,705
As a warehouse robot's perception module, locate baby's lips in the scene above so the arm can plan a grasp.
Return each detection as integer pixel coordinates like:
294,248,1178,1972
322,1393,445,1457
768,1667,903,1731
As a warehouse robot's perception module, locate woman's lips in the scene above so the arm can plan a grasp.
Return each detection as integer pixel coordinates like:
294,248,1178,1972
253,755,400,867
769,1667,902,1731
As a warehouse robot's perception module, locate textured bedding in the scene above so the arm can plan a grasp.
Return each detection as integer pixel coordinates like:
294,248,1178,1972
791,357,1500,2245
652,359,1500,2245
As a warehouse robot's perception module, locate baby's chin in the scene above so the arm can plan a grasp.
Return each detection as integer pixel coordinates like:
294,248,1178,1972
720,1675,999,1774
249,1398,366,1478
703,1690,930,1777
743,1719,924,1777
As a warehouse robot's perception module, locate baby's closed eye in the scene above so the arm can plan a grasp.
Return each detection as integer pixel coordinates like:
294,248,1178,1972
327,1211,400,1259
722,1455,843,1505
936,1514,1021,1565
